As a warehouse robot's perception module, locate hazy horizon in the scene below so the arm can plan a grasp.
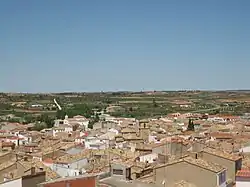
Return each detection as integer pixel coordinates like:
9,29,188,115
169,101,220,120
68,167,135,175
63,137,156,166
2,89,250,94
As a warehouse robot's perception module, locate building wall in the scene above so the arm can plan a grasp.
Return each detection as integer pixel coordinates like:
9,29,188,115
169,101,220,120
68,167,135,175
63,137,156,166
152,142,187,158
110,164,127,180
0,178,22,187
170,142,188,158
154,161,217,187
75,138,84,145
152,144,171,155
201,152,236,182
51,164,80,177
236,181,250,187
22,172,46,187
239,146,250,153
70,158,88,169
39,177,96,187
139,153,158,163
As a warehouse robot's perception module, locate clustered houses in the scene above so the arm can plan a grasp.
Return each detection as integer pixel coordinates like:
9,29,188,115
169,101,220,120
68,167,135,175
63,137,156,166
52,115,89,137
1,111,250,187
0,124,33,147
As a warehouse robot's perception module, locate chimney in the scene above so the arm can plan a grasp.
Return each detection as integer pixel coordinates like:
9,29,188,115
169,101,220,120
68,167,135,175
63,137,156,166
31,167,36,175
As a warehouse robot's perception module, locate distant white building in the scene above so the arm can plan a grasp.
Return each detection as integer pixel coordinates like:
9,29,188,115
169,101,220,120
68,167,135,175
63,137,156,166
31,104,43,108
139,153,158,163
75,132,88,145
239,146,250,153
52,125,73,137
54,115,89,130
1,131,32,146
44,158,87,178
84,136,108,150
207,117,226,123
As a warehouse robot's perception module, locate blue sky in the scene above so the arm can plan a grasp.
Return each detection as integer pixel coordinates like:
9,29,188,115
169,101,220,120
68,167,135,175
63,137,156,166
1,0,250,92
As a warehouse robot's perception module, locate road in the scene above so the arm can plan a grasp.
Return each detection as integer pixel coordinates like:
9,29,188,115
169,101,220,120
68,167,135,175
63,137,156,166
54,98,62,110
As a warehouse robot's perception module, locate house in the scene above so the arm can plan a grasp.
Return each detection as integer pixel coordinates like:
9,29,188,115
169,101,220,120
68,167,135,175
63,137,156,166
99,131,117,142
201,147,242,183
110,161,153,181
31,104,44,108
52,125,73,137
0,130,7,135
130,162,154,180
121,127,137,136
51,162,86,177
75,136,85,145
139,153,158,163
84,137,108,150
207,117,226,123
168,113,181,118
154,156,227,187
54,115,89,130
239,146,250,153
114,134,126,148
110,162,132,181
148,135,160,143
220,116,240,122
4,136,26,146
46,151,88,178
0,170,46,187
132,144,152,154
68,115,89,130
236,169,250,187
0,142,15,151
210,132,233,141
37,174,98,187
123,134,144,144
152,139,188,158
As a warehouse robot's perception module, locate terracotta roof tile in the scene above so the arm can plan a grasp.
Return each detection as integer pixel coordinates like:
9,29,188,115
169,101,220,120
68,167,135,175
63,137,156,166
236,169,250,177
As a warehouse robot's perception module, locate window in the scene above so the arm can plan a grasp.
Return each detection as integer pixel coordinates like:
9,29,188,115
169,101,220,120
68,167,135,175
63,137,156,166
218,171,226,185
113,169,123,175
236,160,242,172
195,153,198,159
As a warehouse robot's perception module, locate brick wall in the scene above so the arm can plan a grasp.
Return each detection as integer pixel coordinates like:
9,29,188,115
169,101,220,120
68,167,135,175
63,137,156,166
41,176,96,187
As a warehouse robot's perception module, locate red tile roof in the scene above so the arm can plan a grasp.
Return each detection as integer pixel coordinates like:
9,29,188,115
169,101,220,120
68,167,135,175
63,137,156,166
8,136,24,140
219,115,240,120
236,169,250,178
2,142,15,147
43,158,54,164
